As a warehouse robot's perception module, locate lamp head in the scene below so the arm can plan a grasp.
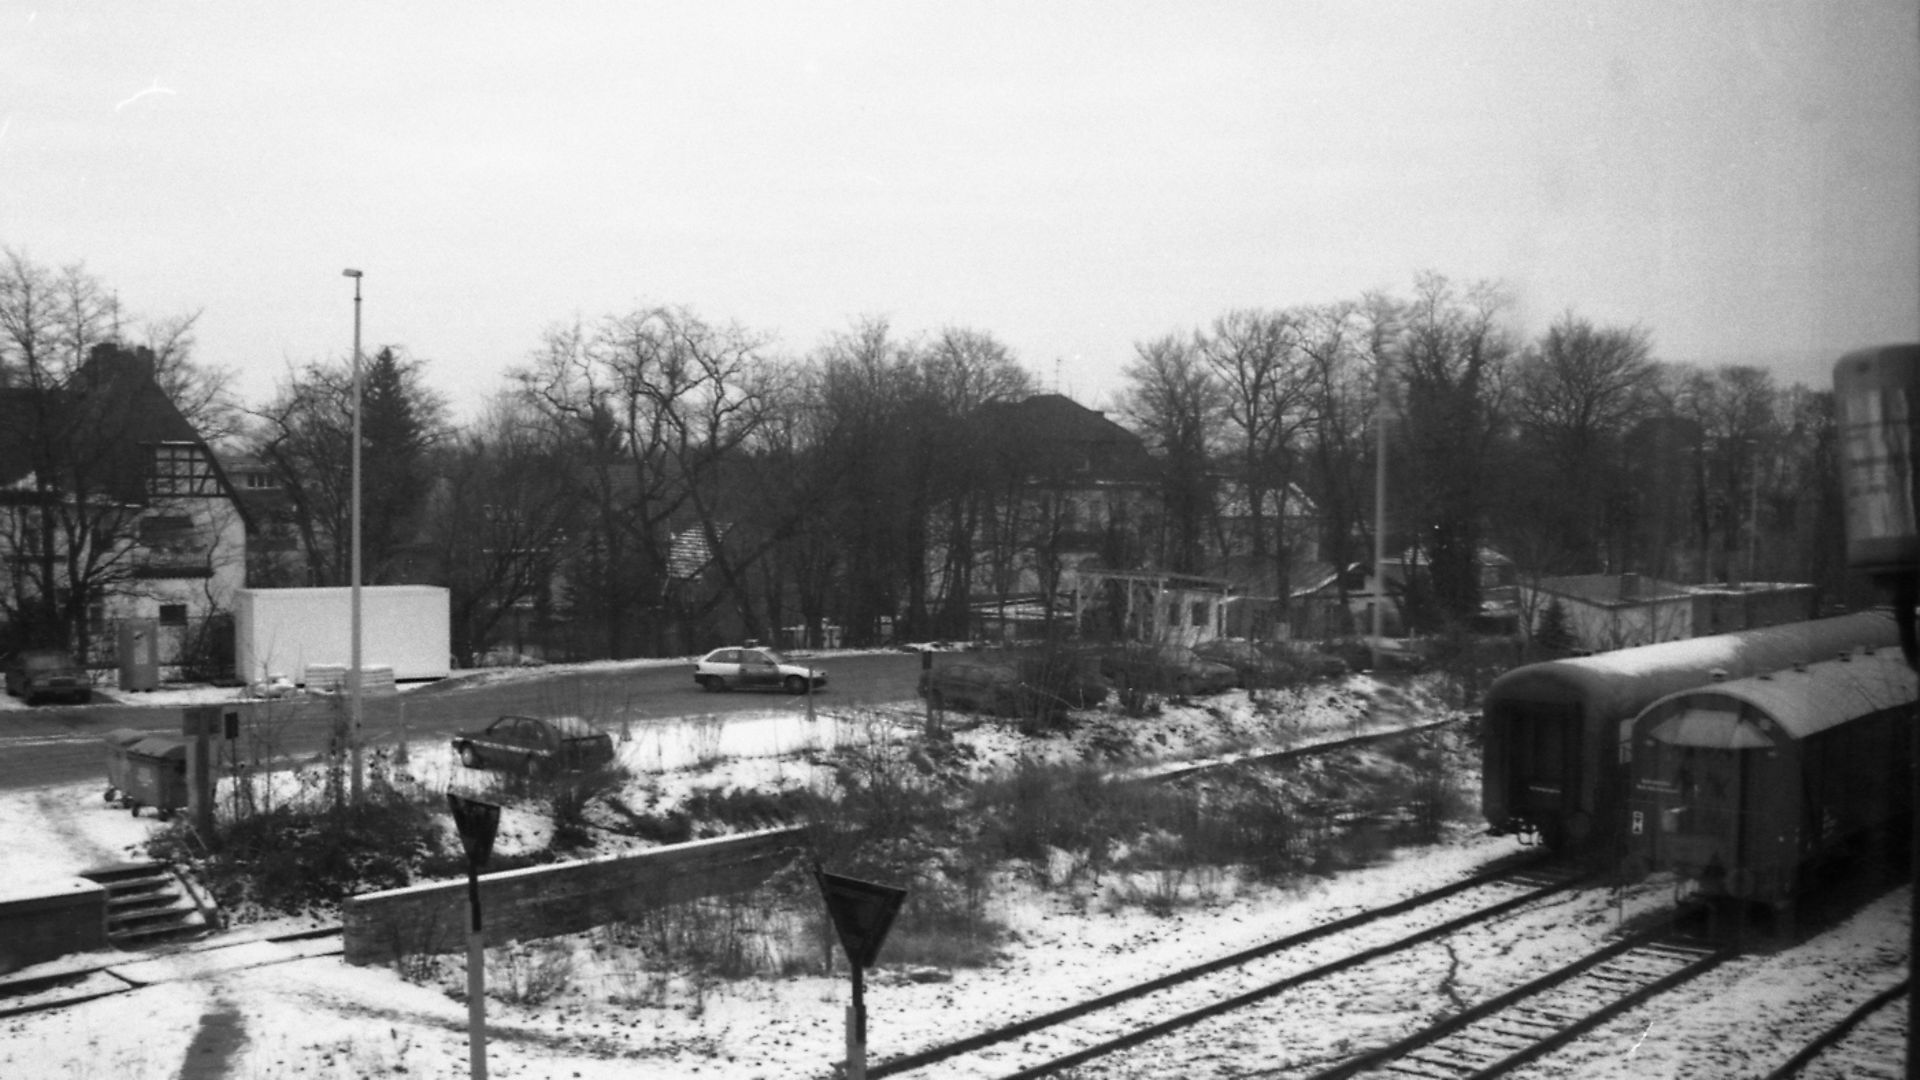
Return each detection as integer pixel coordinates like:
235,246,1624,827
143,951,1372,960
342,268,362,278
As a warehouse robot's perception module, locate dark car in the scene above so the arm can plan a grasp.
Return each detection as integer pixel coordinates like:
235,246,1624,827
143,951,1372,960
1192,639,1324,688
451,714,617,776
918,651,1108,721
1099,643,1237,698
4,648,91,705
919,658,1027,717
692,646,826,693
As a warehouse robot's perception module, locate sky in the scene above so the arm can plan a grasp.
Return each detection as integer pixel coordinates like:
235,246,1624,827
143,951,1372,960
3,2,1917,420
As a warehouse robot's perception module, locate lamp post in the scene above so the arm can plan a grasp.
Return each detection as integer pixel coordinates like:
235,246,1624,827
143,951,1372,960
342,268,365,803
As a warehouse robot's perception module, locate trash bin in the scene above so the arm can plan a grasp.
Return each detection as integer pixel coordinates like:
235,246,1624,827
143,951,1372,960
121,735,190,819
102,729,147,805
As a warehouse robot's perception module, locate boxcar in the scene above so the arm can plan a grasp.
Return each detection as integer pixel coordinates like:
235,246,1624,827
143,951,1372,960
1623,645,1914,908
1480,611,1898,851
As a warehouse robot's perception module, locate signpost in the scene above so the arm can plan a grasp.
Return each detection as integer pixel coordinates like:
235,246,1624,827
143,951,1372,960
447,792,501,1080
181,704,239,837
814,866,907,1080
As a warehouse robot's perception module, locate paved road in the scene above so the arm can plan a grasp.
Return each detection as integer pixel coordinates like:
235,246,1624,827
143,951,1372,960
0,651,927,793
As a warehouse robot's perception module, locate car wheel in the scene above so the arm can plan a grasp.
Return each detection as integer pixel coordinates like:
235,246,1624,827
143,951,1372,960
459,745,481,769
784,674,808,694
698,675,720,692
525,756,547,780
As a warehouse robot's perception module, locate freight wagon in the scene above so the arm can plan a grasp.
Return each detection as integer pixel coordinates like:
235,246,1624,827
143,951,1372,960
1480,610,1898,852
1623,644,1914,913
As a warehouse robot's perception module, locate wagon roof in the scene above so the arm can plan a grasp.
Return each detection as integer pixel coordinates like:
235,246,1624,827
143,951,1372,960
1636,646,1915,742
1484,610,1898,717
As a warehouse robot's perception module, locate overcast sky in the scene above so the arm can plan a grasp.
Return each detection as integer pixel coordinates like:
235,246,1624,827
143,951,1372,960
4,2,1916,418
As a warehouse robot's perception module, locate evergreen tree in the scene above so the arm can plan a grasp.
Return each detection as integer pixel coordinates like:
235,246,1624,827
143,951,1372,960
1534,598,1577,655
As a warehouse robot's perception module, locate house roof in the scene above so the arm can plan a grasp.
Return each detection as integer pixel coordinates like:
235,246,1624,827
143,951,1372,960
1532,573,1692,606
974,394,1156,482
0,344,237,510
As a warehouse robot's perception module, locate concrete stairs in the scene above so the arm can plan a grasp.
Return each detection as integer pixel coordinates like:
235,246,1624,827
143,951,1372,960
79,862,218,949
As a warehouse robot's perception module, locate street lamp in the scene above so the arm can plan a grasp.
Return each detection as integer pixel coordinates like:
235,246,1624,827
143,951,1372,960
342,268,365,803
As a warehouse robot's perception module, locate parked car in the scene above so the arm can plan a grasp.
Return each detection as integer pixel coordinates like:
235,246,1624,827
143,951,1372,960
1099,644,1237,698
4,648,91,705
1192,639,1318,688
919,658,1028,717
451,715,616,775
693,647,827,693
918,651,1107,721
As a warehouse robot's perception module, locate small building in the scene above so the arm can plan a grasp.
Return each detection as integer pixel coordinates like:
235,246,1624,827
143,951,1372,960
1520,573,1695,652
1069,568,1230,647
1687,582,1818,636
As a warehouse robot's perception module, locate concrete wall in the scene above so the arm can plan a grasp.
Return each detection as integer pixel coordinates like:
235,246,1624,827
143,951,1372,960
0,878,108,975
343,827,806,966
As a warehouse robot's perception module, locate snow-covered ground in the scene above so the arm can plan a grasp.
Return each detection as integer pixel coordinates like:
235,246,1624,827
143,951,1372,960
0,671,1907,1078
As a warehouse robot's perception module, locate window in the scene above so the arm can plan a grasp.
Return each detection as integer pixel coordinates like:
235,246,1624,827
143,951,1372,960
149,443,217,496
1191,600,1211,628
159,604,188,626
139,515,194,544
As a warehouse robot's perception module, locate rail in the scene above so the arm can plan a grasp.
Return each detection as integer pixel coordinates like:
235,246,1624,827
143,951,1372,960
1307,909,1731,1079
868,854,1581,1078
1761,979,1908,1079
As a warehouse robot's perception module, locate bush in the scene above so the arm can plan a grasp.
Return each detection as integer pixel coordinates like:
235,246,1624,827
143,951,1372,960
154,792,447,914
542,762,630,849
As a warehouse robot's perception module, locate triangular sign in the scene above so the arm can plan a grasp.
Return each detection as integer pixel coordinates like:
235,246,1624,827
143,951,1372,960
814,867,907,970
446,792,502,868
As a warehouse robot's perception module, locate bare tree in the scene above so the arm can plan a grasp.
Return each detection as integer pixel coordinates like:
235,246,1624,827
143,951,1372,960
1199,307,1318,604
1297,301,1374,633
516,306,778,654
249,347,449,586
425,393,575,664
1120,332,1223,574
806,317,920,645
1507,313,1656,571
1672,364,1781,583
1392,272,1516,625
916,327,1034,637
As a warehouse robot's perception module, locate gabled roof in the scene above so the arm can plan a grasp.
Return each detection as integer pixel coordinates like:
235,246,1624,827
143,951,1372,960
669,526,724,580
0,344,236,509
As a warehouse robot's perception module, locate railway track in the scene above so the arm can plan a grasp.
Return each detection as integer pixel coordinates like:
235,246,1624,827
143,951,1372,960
0,924,344,1020
1140,715,1465,784
866,854,1585,1079
1762,979,1908,1080
1304,909,1731,1078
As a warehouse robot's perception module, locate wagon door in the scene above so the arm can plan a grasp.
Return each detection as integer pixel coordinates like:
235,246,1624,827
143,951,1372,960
1506,702,1581,842
1640,703,1771,894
